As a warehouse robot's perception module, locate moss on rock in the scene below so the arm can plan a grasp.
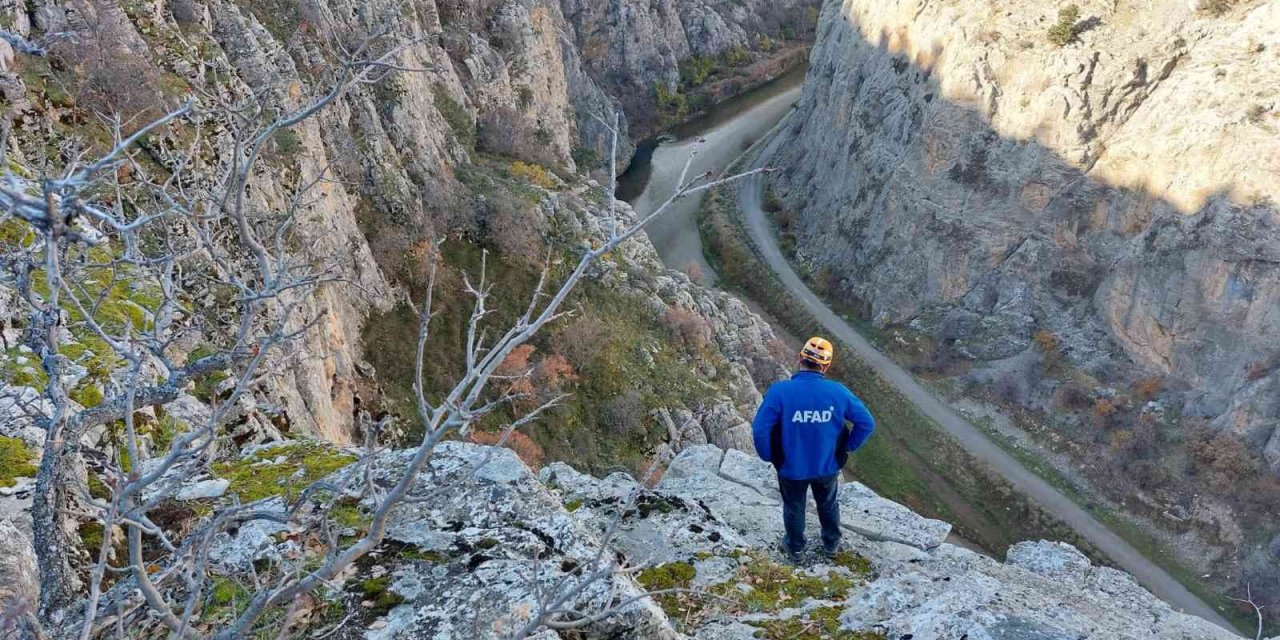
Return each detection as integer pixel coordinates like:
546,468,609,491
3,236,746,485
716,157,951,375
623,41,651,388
213,441,355,502
749,605,886,640
0,436,37,488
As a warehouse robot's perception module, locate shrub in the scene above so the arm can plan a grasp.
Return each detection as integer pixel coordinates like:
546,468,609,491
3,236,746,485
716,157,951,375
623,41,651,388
1033,330,1062,371
679,55,716,87
654,82,688,119
516,86,534,110
601,390,646,438
1047,5,1083,47
535,354,577,390
1197,0,1236,16
509,161,557,190
433,86,475,148
1132,376,1164,401
1092,397,1117,418
549,317,612,372
660,306,713,354
496,344,538,398
273,129,303,156
722,46,750,67
1187,429,1259,490
1053,382,1091,411
1248,104,1269,125
571,145,600,171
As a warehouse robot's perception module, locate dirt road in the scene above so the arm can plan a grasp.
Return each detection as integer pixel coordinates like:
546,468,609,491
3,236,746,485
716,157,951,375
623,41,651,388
737,123,1238,634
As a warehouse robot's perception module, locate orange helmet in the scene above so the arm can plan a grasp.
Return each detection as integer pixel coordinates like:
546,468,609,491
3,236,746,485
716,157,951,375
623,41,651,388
800,336,834,367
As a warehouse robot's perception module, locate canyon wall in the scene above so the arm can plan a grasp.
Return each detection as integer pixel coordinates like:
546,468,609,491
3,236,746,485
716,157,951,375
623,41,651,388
774,0,1280,463
0,0,799,449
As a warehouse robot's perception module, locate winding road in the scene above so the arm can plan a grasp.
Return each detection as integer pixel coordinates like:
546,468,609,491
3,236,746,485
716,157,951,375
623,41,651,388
736,118,1237,633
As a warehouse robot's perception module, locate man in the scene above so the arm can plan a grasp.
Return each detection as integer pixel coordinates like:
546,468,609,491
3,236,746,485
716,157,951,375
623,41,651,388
751,336,876,562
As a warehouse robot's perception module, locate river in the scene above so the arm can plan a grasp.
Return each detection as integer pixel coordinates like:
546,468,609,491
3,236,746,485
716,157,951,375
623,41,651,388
622,65,805,284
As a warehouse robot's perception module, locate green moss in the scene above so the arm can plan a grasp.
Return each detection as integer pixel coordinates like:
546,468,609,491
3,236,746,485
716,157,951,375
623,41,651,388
87,472,111,500
475,538,499,550
78,521,105,552
69,383,104,408
749,606,886,640
213,441,356,502
0,437,37,488
723,554,856,612
211,579,237,605
564,498,584,512
0,218,35,245
829,550,874,577
636,553,868,631
187,343,232,403
637,562,696,590
355,576,406,615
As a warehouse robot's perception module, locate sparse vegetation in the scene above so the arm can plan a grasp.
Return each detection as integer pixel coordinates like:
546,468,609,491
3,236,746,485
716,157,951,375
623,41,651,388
0,436,37,488
1047,5,1083,47
1198,0,1237,17
434,85,476,149
636,551,873,633
212,442,356,502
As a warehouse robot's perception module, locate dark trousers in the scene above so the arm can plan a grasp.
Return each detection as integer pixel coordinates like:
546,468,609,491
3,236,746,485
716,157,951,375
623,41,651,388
778,473,841,553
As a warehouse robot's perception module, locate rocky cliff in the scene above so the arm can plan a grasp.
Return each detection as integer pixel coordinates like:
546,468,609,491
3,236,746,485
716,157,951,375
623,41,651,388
0,0,797,449
50,438,1248,638
558,0,820,136
770,0,1280,602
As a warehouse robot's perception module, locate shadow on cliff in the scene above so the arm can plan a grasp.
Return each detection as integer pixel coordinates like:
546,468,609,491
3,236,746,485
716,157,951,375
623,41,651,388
773,11,1280,626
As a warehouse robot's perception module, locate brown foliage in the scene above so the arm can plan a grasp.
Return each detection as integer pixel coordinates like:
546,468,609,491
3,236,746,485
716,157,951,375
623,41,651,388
1132,376,1164,401
1053,382,1091,411
1091,398,1117,419
469,430,546,471
497,344,537,398
53,2,168,126
478,190,545,262
660,306,713,354
1187,429,1260,490
549,317,612,371
535,354,577,390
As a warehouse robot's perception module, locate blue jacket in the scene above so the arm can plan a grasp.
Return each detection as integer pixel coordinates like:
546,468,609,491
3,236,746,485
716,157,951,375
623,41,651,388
751,371,876,480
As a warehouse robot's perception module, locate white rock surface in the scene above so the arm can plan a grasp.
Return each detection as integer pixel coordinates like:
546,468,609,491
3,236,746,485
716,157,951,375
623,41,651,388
176,478,230,501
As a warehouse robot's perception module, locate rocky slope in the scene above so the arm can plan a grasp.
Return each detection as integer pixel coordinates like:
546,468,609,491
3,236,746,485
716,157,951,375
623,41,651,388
0,0,793,448
558,0,820,136
0,0,802,622
770,0,1280,600
60,438,1249,638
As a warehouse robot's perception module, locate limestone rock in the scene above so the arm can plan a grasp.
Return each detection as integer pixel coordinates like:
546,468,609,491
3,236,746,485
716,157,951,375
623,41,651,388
176,478,230,501
0,516,37,607
774,0,1280,455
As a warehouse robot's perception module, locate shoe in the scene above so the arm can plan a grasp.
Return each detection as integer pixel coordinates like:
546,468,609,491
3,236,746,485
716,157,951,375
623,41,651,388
778,540,803,564
821,542,843,559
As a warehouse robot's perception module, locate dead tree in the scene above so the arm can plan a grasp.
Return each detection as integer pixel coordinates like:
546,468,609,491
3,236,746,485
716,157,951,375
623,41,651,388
0,13,766,637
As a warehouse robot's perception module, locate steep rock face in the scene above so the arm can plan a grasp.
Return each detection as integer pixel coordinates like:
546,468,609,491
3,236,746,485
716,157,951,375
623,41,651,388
557,0,820,134
0,0,794,446
773,1,1280,461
